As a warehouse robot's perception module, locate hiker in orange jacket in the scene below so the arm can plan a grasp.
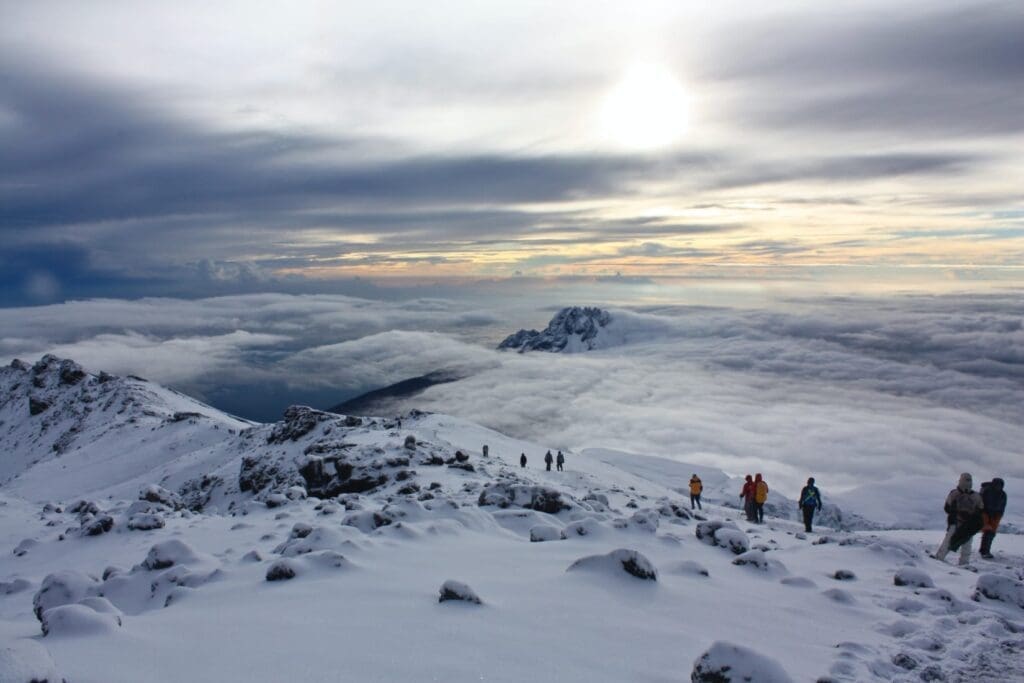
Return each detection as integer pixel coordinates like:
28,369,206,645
689,474,703,510
754,473,769,524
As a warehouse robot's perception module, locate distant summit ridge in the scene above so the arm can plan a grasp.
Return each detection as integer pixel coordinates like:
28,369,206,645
498,306,613,353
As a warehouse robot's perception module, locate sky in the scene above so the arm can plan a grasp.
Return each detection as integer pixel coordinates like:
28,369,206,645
2,1,1024,305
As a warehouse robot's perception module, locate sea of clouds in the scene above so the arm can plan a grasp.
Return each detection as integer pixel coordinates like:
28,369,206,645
1,290,1021,495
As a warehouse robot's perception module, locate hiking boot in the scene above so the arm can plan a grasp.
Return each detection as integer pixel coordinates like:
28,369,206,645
980,552,994,559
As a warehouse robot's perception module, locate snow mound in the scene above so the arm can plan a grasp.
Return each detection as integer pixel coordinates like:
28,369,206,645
667,560,709,578
41,602,122,637
0,639,63,682
566,548,657,581
894,567,934,589
1,577,33,595
529,525,566,542
691,641,794,683
973,574,1024,609
438,580,482,604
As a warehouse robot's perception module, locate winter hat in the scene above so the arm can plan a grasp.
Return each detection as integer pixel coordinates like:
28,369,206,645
957,473,973,491
992,477,1004,490
807,477,815,485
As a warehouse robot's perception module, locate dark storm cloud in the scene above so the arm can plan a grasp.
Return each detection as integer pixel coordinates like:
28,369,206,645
703,3,1024,136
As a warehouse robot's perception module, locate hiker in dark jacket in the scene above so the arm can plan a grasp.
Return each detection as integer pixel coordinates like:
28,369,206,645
544,450,553,471
520,453,527,468
979,478,1007,559
934,472,984,565
798,477,822,533
556,451,565,472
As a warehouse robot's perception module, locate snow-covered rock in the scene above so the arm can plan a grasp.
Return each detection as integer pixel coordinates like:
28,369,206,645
478,483,571,513
438,580,482,604
266,560,298,582
696,521,749,555
691,641,794,682
42,603,122,637
140,540,204,571
973,574,1024,609
32,570,100,622
127,513,165,531
566,548,657,581
894,567,934,589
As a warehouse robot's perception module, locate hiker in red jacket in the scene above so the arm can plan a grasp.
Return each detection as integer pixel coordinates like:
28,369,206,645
740,475,756,522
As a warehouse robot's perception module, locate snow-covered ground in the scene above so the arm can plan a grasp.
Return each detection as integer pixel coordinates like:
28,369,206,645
1,357,1022,682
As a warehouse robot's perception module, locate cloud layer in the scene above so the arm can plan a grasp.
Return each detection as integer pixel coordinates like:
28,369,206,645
2,290,1021,495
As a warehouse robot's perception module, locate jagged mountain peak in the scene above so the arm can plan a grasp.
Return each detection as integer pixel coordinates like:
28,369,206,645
498,306,614,353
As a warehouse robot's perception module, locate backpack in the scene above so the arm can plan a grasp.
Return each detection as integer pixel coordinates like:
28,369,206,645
755,481,768,503
801,487,819,507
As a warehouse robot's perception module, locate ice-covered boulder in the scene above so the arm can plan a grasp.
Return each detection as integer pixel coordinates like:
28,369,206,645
567,548,657,581
32,571,100,622
691,641,794,682
973,574,1024,609
894,568,934,589
438,580,482,604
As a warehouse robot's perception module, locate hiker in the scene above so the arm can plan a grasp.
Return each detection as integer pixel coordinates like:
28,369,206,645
556,451,565,472
979,478,1007,559
798,477,822,533
754,473,769,524
740,475,756,522
520,453,527,468
934,473,984,566
544,450,553,471
689,474,703,510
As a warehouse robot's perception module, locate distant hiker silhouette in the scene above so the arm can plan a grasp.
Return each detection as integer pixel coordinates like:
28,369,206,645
754,473,768,524
544,450,553,471
520,453,527,468
798,477,822,532
979,478,1007,559
740,475,756,522
935,473,984,565
689,474,703,510
556,450,565,472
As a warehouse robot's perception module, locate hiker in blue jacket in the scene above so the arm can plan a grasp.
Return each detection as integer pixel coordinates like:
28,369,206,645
798,477,822,533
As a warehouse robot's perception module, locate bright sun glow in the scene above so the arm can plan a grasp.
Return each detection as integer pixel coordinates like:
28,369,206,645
600,63,690,150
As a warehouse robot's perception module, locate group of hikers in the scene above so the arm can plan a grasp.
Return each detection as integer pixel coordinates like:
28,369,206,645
520,450,565,472
688,473,825,533
688,469,1009,562
934,473,1008,565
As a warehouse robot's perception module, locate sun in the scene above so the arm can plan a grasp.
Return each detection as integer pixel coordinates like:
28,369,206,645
600,63,690,150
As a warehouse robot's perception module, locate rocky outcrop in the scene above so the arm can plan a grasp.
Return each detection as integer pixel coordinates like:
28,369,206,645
498,306,613,353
